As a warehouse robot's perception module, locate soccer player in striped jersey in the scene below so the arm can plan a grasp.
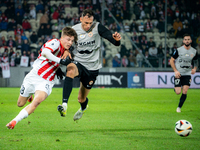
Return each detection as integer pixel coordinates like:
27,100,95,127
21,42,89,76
57,9,121,120
6,27,77,129
170,34,198,113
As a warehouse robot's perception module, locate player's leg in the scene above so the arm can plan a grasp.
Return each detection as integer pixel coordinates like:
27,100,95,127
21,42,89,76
58,63,79,117
73,83,90,121
174,78,181,95
6,91,48,129
177,85,189,110
176,76,191,113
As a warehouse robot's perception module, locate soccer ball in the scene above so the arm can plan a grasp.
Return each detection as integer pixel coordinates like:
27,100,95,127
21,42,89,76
175,120,192,137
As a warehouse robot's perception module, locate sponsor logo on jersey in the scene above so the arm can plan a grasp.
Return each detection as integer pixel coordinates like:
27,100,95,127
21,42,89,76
80,34,85,38
88,32,93,37
185,54,189,56
78,40,95,46
190,54,194,57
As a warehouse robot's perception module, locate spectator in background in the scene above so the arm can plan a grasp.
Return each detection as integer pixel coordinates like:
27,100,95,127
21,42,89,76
65,14,72,26
40,13,49,27
147,37,156,48
128,52,137,67
22,19,32,32
139,36,148,48
0,13,8,22
15,12,23,25
58,14,65,24
0,20,8,31
112,55,121,67
157,17,165,33
58,22,65,37
7,36,16,48
122,55,128,67
136,49,143,67
15,5,24,16
14,24,23,36
171,42,178,54
45,24,52,37
30,31,38,44
52,23,59,32
22,0,29,13
173,18,183,38
134,4,141,20
7,18,17,31
129,19,138,32
9,47,16,66
52,9,59,20
5,6,15,19
148,45,158,57
21,39,30,55
150,7,157,20
145,18,153,32
131,32,139,45
29,5,36,19
57,3,65,14
15,33,23,49
138,22,145,32
71,13,79,25
78,0,85,14
0,36,7,47
37,25,45,38
36,0,44,13
21,33,28,41
94,8,101,22
15,52,21,66
124,22,130,32
157,44,164,57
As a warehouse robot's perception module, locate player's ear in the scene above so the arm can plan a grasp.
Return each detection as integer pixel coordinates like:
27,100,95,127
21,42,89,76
80,17,82,22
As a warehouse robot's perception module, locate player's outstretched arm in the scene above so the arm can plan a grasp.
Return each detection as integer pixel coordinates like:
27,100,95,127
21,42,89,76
98,24,121,46
42,48,71,66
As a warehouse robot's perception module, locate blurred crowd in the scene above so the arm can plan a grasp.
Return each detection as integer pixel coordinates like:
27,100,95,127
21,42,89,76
0,0,200,68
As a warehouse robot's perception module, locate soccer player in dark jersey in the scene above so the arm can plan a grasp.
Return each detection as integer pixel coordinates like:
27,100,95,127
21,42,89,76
57,9,121,120
170,34,198,113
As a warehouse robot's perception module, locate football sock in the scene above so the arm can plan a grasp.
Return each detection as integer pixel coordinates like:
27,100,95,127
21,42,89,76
178,94,187,108
80,97,88,111
13,108,29,124
62,76,73,104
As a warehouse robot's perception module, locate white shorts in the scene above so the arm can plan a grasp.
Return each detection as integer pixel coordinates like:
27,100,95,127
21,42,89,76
20,69,54,97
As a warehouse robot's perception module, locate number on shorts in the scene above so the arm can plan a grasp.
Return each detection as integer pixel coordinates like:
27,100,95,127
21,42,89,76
175,79,180,85
20,85,25,95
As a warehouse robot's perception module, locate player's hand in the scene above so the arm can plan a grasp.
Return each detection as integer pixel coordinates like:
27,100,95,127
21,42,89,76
175,71,181,78
112,32,121,41
61,50,72,59
56,67,65,80
60,56,72,66
191,68,196,74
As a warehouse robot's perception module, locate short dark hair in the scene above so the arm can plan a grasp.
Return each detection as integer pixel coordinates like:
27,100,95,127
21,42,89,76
61,27,78,44
82,9,94,18
183,34,191,39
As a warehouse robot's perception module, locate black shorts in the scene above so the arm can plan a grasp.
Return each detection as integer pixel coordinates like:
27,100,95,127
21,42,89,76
74,62,99,89
174,75,191,87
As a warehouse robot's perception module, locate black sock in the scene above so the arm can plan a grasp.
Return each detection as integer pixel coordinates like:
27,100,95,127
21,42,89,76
62,77,73,103
80,97,88,111
178,94,187,108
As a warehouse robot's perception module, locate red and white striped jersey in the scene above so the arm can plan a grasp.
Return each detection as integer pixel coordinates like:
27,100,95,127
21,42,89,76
32,39,64,81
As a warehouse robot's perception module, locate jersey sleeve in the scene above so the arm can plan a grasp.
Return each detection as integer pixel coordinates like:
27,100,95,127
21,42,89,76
171,49,179,59
193,51,198,60
43,39,60,52
97,23,120,46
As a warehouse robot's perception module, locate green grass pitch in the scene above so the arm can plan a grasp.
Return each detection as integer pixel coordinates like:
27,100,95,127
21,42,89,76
0,88,200,150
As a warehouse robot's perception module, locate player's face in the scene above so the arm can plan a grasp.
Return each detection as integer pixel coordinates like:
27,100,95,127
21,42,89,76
60,35,74,50
183,36,192,47
80,15,94,31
